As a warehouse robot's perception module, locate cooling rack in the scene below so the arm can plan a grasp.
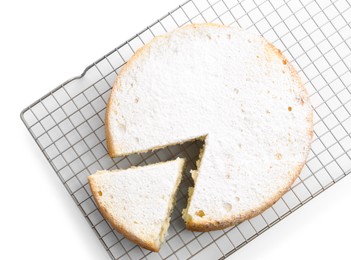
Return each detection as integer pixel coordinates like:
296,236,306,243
21,0,351,259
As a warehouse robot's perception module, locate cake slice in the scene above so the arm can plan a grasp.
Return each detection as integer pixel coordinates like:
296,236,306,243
88,158,186,251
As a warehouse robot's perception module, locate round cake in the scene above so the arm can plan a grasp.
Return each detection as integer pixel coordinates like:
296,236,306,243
106,24,313,231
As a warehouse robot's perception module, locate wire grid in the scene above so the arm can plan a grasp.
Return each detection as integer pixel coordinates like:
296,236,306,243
20,0,351,259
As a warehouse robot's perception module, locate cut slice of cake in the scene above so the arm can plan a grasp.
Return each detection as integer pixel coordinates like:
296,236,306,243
88,158,186,251
105,24,313,231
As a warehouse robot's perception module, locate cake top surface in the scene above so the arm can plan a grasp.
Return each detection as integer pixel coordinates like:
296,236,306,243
106,24,313,230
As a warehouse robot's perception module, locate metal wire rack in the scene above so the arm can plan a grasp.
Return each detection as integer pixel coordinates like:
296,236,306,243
21,0,351,259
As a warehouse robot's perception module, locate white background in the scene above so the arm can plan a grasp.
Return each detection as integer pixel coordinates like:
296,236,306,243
1,0,351,259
